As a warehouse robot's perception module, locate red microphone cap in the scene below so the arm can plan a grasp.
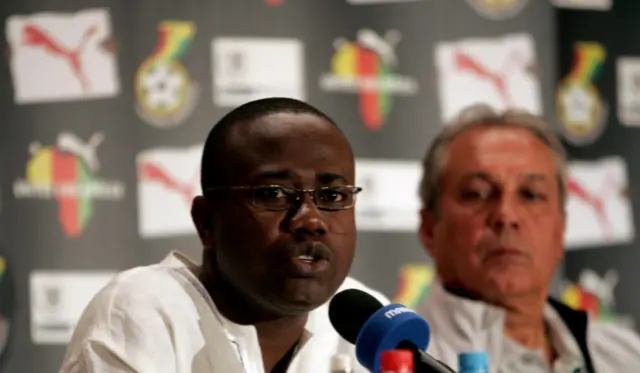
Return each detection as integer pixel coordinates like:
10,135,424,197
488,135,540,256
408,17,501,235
380,349,414,372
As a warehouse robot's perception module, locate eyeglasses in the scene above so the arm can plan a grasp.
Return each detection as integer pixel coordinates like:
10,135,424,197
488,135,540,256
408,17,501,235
205,185,363,211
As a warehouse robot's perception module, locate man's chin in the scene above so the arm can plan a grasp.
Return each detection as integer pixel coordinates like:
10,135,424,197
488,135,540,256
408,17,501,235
483,273,540,299
258,282,333,315
254,272,346,317
265,295,327,317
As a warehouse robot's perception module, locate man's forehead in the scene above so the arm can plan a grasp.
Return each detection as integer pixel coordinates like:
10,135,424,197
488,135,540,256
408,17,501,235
230,112,337,141
218,113,353,181
444,126,557,181
249,166,352,183
450,125,547,150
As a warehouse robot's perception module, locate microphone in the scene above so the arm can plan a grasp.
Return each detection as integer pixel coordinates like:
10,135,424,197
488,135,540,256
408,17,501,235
329,289,456,373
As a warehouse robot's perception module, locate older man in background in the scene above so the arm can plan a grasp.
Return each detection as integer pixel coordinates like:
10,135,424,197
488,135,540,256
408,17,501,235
416,104,640,372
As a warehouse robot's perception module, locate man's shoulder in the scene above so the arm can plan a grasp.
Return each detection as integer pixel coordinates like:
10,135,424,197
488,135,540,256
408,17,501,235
588,319,640,346
338,276,391,305
61,262,210,372
85,262,195,317
587,320,640,369
106,262,186,291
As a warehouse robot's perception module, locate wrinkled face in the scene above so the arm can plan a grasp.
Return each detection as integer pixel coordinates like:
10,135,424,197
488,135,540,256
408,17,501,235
194,113,357,317
420,126,565,302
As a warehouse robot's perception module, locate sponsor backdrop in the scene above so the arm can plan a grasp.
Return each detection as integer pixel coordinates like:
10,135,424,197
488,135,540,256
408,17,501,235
0,0,635,371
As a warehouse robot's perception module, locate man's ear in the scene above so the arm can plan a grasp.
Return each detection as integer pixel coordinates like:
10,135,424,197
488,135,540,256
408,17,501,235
191,195,213,248
419,208,438,257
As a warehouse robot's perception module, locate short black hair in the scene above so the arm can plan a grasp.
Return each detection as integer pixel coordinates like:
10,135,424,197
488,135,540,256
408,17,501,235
201,97,337,191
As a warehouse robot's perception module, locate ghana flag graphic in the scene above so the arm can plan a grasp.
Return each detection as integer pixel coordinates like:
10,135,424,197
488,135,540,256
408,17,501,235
319,29,418,131
562,283,607,319
392,263,435,307
560,269,634,327
12,133,125,238
567,42,606,84
560,281,636,328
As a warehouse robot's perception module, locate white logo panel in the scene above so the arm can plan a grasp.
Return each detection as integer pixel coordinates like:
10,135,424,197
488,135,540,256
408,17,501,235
355,159,422,232
565,157,634,249
137,145,202,238
6,8,120,104
212,38,304,106
435,33,542,123
30,271,115,344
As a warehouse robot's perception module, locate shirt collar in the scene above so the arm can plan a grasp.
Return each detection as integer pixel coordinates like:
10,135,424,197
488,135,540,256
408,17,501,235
420,279,506,334
419,279,583,366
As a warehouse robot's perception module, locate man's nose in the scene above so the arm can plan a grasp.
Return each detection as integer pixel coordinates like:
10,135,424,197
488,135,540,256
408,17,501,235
286,197,328,237
488,195,520,232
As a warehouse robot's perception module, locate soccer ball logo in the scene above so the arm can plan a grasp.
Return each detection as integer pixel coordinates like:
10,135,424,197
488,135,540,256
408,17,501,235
136,60,190,117
134,21,199,128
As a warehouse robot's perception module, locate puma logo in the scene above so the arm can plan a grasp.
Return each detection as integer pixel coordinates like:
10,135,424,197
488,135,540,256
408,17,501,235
22,24,98,91
453,49,529,107
578,269,618,308
139,162,199,205
355,29,401,67
568,171,624,237
29,132,104,173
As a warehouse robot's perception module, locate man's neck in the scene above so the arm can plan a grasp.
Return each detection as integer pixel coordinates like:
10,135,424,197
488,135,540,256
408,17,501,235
256,316,307,373
501,293,556,362
199,264,307,373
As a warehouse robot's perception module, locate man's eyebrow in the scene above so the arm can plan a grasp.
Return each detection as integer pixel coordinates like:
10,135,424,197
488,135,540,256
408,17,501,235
317,172,346,184
247,170,348,184
250,169,295,180
522,173,549,182
460,172,493,183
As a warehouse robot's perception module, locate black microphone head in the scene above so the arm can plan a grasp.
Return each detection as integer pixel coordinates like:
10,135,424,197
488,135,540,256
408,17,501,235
328,288,384,344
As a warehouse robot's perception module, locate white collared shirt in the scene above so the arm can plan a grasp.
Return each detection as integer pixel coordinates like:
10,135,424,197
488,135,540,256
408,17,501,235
420,281,640,373
59,251,389,373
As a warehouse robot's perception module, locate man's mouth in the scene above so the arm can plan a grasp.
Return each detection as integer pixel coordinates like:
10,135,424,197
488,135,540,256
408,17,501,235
289,254,331,276
281,242,333,276
295,254,327,265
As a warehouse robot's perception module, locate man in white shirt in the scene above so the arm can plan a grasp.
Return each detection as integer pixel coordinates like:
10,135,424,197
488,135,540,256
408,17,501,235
59,97,388,373
416,104,640,372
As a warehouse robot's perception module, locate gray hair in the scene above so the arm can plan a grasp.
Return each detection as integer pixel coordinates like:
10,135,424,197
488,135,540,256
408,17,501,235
418,104,568,213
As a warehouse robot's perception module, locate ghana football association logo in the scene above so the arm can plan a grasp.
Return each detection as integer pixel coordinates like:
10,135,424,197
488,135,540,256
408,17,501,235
0,255,13,363
12,132,125,238
556,42,608,146
135,20,199,128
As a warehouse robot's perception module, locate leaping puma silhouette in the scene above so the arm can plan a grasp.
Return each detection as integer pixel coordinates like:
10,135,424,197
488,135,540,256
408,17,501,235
22,24,98,92
139,162,199,205
453,49,527,107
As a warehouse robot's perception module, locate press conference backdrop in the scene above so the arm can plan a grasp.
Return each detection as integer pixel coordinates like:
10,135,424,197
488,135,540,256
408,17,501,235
0,0,635,372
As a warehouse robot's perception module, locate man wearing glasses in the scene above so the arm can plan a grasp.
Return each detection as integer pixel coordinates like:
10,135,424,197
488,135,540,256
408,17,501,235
60,97,387,373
